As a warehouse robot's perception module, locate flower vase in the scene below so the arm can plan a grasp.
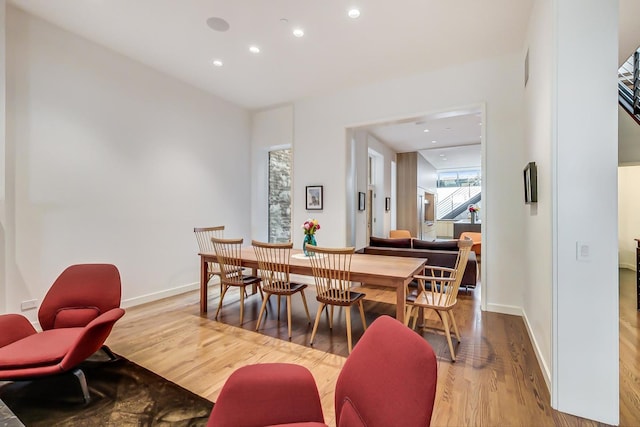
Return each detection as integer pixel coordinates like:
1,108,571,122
470,212,476,224
303,234,317,257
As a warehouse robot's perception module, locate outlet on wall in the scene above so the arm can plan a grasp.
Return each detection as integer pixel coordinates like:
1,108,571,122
21,299,38,311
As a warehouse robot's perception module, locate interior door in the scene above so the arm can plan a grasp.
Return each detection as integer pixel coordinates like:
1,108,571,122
367,189,373,241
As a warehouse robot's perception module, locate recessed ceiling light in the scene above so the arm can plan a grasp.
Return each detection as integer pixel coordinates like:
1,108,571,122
423,129,429,133
212,59,223,67
293,28,304,37
431,140,437,143
348,8,360,19
439,154,445,157
206,17,230,32
249,45,260,53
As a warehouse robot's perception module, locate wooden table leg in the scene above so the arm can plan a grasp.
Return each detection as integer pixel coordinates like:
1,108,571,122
200,256,208,314
396,282,406,323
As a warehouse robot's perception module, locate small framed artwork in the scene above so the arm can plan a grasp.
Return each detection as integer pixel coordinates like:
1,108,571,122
385,197,391,211
306,185,323,210
523,162,538,204
358,192,365,211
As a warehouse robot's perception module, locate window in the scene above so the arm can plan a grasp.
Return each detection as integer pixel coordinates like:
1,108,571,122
268,149,292,242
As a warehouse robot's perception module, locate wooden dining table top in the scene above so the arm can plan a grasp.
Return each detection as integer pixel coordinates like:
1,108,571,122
201,247,426,288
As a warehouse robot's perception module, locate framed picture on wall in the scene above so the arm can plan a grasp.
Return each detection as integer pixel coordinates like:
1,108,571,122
523,162,538,204
385,197,391,211
358,192,365,211
306,185,323,210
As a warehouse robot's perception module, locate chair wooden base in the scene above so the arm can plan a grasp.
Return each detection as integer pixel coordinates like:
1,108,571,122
255,286,312,339
215,278,263,325
310,298,367,354
405,305,460,361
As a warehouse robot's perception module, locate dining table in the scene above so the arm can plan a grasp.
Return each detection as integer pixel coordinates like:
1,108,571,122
199,247,426,323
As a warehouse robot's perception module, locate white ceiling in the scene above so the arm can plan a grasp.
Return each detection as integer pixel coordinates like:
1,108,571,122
366,109,482,170
9,0,534,111
10,0,638,169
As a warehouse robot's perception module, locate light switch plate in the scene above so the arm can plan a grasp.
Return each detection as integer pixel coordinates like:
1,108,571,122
576,241,591,262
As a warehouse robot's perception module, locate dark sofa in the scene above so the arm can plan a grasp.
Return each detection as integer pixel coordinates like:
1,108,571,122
357,236,478,289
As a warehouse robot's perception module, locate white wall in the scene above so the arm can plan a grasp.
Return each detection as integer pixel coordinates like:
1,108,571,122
522,0,554,390
618,165,640,270
287,52,525,314
3,7,251,316
367,133,394,238
350,129,368,248
250,104,293,242
553,0,619,423
0,0,6,312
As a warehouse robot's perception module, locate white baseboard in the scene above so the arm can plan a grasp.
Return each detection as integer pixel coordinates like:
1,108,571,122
485,303,522,316
522,308,552,392
619,263,635,271
121,281,200,309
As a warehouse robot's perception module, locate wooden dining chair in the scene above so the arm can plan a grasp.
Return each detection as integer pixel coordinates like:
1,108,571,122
252,240,312,339
194,226,225,286
306,245,367,354
404,237,473,361
211,237,263,325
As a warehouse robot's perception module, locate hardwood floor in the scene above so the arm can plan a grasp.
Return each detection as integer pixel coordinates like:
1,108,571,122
106,272,640,426
619,268,640,426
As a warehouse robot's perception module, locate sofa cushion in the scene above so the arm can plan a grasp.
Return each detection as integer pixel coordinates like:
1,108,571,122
412,239,459,251
369,236,412,248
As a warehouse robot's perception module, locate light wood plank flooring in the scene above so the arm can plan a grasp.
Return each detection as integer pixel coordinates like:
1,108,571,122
105,271,640,426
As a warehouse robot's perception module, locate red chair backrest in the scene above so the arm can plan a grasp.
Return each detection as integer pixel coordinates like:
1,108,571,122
334,315,438,427
38,264,122,330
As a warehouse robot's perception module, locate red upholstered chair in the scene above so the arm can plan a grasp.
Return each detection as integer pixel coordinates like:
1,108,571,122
206,363,326,427
0,264,125,403
334,315,438,427
206,315,438,427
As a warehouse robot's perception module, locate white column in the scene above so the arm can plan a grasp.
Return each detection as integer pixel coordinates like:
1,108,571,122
552,0,619,424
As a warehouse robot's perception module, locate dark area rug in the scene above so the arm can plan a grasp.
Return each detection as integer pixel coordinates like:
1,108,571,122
0,355,213,426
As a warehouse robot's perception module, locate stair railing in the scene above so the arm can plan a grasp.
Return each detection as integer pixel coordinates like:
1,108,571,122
619,48,640,119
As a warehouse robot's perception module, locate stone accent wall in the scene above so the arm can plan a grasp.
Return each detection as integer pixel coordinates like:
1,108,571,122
268,149,291,242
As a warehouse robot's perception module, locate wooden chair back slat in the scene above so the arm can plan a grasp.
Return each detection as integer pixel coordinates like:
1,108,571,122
194,226,225,277
306,245,355,304
421,238,472,306
211,237,245,286
252,240,293,293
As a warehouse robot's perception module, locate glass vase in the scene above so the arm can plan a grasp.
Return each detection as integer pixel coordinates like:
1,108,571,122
470,212,476,224
303,234,317,256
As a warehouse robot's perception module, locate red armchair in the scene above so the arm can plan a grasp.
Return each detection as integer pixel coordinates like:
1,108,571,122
207,315,438,427
0,264,125,403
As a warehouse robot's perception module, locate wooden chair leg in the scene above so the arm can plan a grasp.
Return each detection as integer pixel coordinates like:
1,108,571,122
255,293,270,331
329,305,334,330
277,296,281,320
300,291,311,323
345,305,353,354
404,304,414,327
310,303,325,346
286,295,293,340
411,306,420,330
215,284,229,319
358,301,367,330
239,286,245,325
440,310,456,361
449,311,461,341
